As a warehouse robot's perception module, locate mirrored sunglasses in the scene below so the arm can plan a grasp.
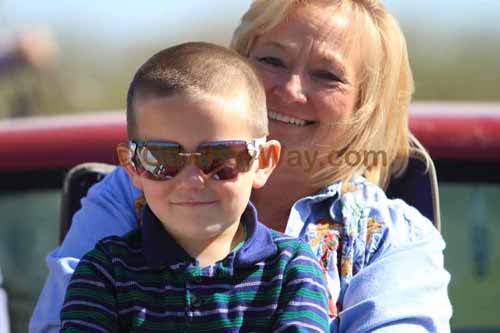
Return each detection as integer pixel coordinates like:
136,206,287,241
127,138,266,181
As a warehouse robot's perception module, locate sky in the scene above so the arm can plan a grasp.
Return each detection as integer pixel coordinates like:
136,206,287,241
0,1,251,45
2,0,500,46
1,0,499,104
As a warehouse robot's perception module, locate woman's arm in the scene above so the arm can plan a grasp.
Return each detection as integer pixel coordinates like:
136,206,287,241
336,181,452,333
340,233,451,333
30,166,141,332
0,267,10,333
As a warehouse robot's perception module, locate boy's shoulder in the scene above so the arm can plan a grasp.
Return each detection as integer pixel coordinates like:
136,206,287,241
269,229,314,257
92,228,144,259
265,229,322,275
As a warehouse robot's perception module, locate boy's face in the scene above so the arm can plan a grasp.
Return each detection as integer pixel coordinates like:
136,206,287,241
124,93,278,243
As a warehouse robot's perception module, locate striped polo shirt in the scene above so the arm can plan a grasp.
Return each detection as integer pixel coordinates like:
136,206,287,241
61,203,329,332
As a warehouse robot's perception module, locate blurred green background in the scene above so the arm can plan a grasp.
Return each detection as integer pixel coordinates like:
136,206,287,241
0,0,499,120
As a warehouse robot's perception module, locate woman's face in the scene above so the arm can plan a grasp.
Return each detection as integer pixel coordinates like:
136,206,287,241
249,4,361,153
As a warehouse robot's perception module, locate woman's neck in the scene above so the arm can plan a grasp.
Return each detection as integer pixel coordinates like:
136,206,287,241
251,166,318,232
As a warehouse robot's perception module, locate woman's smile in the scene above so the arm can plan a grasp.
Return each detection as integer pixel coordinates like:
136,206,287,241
268,110,316,127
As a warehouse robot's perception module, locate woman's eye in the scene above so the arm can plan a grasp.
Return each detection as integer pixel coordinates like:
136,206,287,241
256,56,285,68
313,71,342,83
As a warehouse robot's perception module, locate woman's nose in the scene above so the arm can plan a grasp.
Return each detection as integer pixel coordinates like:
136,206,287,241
276,73,307,104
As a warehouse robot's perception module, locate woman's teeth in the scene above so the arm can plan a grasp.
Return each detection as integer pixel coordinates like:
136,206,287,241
268,111,311,127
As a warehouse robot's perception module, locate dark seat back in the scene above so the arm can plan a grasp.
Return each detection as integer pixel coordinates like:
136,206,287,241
59,163,116,244
386,150,441,231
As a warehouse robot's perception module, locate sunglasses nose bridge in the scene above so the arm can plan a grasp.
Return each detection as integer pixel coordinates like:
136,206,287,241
178,152,202,165
179,152,205,172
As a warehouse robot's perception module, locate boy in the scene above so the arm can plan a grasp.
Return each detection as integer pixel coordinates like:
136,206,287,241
60,42,329,332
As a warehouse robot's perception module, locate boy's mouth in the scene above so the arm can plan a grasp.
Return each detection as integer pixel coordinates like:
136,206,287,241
170,200,217,207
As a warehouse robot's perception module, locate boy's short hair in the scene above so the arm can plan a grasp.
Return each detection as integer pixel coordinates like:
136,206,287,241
126,42,268,139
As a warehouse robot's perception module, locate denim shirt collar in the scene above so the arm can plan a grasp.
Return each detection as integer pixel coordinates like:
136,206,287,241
284,181,343,238
142,201,277,271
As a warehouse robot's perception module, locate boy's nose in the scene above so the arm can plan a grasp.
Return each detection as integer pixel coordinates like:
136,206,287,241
174,164,206,190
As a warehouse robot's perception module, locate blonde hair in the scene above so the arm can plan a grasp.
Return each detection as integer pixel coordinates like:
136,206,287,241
231,0,431,189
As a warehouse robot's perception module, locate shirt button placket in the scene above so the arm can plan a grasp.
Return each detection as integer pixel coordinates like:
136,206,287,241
185,281,194,327
191,294,202,308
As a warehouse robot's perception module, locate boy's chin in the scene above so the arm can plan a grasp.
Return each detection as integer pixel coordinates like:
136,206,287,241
164,216,233,239
186,221,235,240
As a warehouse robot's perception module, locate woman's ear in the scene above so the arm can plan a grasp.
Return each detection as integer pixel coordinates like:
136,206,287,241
116,143,144,190
252,139,281,189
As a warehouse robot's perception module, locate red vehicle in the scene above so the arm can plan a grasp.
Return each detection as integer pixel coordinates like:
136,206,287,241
1,103,499,332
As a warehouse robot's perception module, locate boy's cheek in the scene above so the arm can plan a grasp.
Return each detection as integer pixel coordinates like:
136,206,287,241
142,181,169,199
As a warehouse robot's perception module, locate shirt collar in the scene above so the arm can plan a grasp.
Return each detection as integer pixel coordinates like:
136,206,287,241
284,180,343,238
142,201,277,270
235,203,277,268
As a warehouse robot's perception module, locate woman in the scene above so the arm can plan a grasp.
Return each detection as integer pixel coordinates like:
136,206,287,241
31,1,452,332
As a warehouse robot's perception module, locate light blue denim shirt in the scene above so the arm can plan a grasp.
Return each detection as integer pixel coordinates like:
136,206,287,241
30,166,452,333
1,266,11,333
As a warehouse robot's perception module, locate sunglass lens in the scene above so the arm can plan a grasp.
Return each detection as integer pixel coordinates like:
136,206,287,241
136,144,183,180
210,159,240,180
198,142,251,180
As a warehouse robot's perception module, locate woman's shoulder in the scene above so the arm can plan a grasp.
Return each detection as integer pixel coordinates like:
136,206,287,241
338,176,437,234
335,176,443,263
89,165,141,198
56,166,143,259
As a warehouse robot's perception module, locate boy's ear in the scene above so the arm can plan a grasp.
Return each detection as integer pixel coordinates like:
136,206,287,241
252,139,281,189
116,144,144,190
